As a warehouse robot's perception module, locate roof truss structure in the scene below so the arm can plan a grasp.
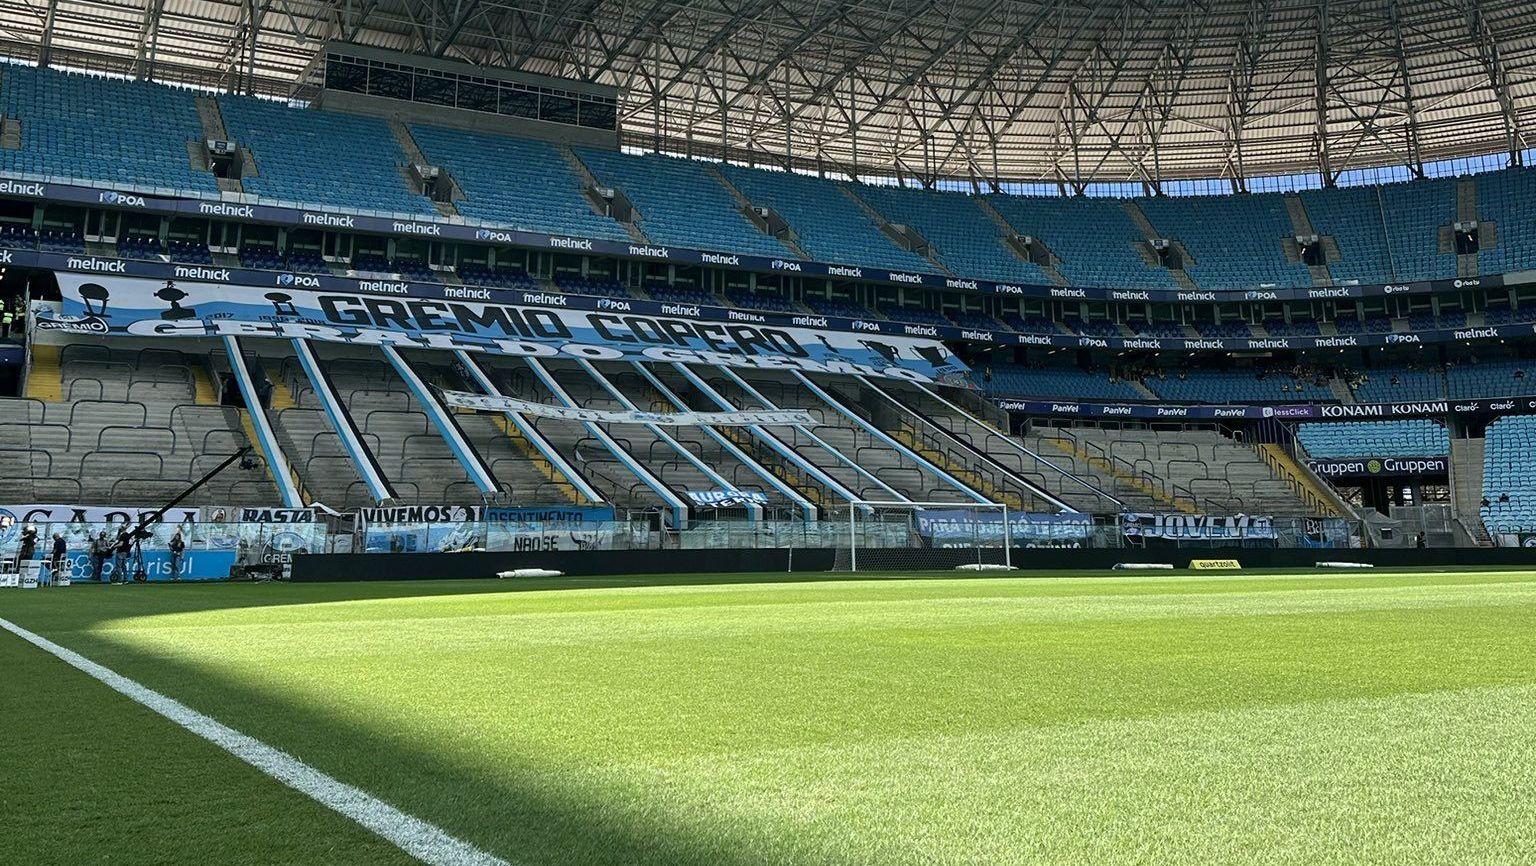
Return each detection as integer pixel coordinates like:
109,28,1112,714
1,0,1534,186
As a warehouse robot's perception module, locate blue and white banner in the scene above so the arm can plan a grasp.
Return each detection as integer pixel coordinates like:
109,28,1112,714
440,389,814,426
686,490,771,508
915,510,1094,548
1121,512,1276,541
484,506,617,552
44,274,970,385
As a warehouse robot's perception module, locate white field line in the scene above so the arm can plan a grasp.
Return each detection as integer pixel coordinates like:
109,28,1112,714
0,616,511,866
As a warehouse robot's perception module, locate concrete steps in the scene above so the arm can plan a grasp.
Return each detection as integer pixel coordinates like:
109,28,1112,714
1450,437,1492,546
1121,201,1196,289
840,185,953,275
560,144,650,245
23,344,61,402
707,165,811,259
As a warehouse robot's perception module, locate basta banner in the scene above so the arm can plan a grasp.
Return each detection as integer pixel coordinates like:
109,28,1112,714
1304,456,1449,479
43,273,972,385
1121,512,1276,541
915,510,1094,548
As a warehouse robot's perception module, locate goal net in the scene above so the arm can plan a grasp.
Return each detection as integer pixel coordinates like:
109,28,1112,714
830,501,1015,572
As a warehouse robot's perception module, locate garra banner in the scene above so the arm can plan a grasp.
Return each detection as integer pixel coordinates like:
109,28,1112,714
44,274,970,384
1121,512,1276,540
440,389,815,426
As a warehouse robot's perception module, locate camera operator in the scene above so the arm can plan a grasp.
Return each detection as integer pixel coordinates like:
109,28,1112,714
18,523,38,583
44,532,65,586
113,527,132,585
168,529,186,582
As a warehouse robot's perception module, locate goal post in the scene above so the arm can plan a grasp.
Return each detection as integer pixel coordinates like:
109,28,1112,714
832,501,1015,573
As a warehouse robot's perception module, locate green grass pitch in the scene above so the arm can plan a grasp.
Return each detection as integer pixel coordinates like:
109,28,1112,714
4,568,1536,865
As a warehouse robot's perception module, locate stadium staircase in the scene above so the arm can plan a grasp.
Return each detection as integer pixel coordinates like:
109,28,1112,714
706,165,812,260
974,197,1069,285
23,343,61,401
1121,201,1197,289
1256,444,1347,517
192,95,244,193
1282,194,1334,285
1450,437,1493,545
838,185,952,275
389,118,460,218
1456,177,1480,277
559,144,651,245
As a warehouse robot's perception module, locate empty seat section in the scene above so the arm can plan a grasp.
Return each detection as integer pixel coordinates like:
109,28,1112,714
717,165,932,271
1350,366,1446,402
574,149,790,256
1482,416,1536,532
1137,193,1309,289
1447,359,1536,399
410,125,631,240
1146,369,1331,404
1474,166,1536,275
0,64,215,192
987,194,1176,288
1378,177,1457,280
855,185,1049,283
218,95,435,216
1296,420,1449,457
1299,185,1392,284
979,363,1145,401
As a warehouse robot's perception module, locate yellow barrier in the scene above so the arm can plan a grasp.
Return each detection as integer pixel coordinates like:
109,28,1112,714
1190,559,1242,570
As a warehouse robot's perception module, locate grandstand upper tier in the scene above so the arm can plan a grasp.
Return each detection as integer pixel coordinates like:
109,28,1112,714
0,63,1522,292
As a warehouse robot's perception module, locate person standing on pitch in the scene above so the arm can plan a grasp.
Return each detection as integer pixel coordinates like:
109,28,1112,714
45,532,66,587
113,527,132,585
91,530,111,582
168,530,186,581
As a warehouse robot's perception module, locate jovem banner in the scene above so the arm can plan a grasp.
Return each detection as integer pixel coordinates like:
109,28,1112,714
1304,456,1449,478
43,274,971,385
1121,512,1276,540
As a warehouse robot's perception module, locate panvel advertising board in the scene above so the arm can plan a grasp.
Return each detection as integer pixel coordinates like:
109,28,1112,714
44,274,971,385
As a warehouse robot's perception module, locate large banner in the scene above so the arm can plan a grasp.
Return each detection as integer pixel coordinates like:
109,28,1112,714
0,503,247,581
440,389,814,426
687,490,771,508
483,506,616,552
1121,512,1276,541
44,274,970,384
1304,456,1449,479
914,510,1094,548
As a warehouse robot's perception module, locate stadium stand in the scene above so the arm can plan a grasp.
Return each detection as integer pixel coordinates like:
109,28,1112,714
1296,420,1450,457
1447,359,1536,399
217,95,435,216
1144,368,1332,404
986,194,1176,288
717,165,933,272
410,125,631,240
979,363,1146,402
573,149,791,256
0,345,274,503
1349,366,1447,403
1482,415,1536,532
1137,193,1311,289
1300,185,1393,285
1474,166,1536,275
0,64,216,193
1378,177,1458,280
855,185,1050,283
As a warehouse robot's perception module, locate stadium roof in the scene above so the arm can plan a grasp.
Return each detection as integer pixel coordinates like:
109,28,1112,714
4,0,1536,189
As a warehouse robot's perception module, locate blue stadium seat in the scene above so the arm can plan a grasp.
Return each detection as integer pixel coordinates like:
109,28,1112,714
987,194,1176,289
1137,193,1310,289
574,149,791,257
1296,420,1449,457
218,95,435,216
855,185,1050,284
